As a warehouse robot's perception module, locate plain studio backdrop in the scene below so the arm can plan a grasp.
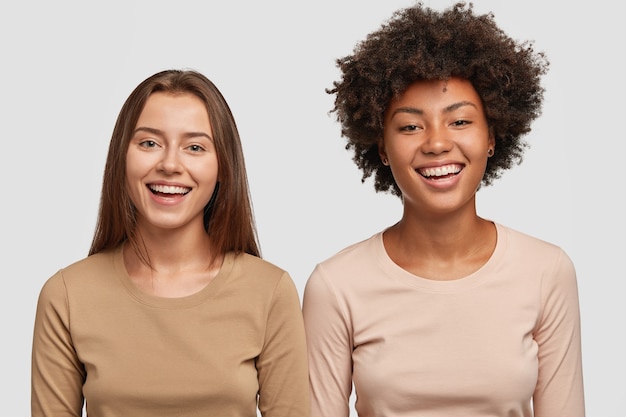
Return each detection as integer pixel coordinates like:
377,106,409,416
1,0,622,415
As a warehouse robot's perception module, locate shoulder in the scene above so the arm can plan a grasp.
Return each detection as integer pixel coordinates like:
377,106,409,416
41,249,116,287
59,249,117,279
52,249,120,296
306,232,382,290
232,252,288,279
498,223,569,258
225,253,302,312
229,252,298,293
496,223,576,280
319,232,380,269
36,249,119,311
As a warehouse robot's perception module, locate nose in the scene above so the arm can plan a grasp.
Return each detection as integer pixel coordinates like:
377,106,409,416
421,126,453,155
157,148,183,174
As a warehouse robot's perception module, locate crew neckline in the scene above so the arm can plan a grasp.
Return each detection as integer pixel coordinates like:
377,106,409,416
374,222,506,292
112,244,234,309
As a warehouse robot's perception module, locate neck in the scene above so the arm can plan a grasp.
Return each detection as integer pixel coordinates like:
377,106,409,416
127,221,216,274
123,223,225,298
392,203,489,260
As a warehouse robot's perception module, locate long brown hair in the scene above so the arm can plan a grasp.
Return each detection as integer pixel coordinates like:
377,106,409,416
89,69,260,262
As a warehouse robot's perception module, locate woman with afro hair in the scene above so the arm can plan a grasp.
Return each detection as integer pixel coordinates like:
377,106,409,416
302,2,584,416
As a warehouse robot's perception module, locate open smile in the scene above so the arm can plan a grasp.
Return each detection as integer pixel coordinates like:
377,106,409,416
148,184,191,196
417,163,463,179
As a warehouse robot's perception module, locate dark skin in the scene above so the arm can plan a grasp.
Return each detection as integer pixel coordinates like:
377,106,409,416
329,2,548,280
383,216,495,281
329,2,548,196
379,77,496,280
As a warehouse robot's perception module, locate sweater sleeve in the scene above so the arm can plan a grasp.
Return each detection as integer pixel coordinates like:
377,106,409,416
256,272,311,417
302,265,353,417
533,249,585,417
31,271,85,417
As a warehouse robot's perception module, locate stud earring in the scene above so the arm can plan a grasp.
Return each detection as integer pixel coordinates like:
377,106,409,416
382,158,389,165
487,148,494,157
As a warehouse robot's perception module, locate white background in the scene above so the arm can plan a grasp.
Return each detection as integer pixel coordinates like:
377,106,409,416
1,0,622,415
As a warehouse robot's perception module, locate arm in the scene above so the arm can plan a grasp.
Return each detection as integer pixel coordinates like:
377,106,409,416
256,272,310,417
31,272,85,417
302,265,353,417
533,249,585,417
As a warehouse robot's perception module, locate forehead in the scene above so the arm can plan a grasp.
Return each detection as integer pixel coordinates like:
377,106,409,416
140,92,206,113
389,77,483,112
135,92,211,127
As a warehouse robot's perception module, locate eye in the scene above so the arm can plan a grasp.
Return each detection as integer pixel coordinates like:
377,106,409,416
139,140,158,148
451,119,471,127
187,144,206,152
400,124,421,132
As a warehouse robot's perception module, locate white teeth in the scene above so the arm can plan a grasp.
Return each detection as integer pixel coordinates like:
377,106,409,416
419,164,462,178
149,184,190,194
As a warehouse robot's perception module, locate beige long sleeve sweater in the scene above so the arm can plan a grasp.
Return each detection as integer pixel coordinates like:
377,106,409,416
32,246,310,417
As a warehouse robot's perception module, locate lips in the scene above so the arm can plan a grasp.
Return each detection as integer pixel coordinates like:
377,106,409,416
148,184,191,195
417,163,463,179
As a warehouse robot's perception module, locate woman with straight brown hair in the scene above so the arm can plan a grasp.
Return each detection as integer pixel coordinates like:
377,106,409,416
32,69,310,417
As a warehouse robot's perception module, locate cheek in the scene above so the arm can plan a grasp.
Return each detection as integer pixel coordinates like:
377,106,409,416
192,157,219,182
459,134,491,157
125,150,153,179
386,140,418,163
124,161,142,186
124,172,141,206
124,156,148,202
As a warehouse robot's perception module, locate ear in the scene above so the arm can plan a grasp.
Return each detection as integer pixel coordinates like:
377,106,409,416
488,128,496,152
378,139,389,166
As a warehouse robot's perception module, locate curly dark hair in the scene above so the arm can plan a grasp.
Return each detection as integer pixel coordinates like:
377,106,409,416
328,2,549,196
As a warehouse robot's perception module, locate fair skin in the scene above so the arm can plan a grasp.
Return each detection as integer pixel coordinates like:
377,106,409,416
124,92,222,297
379,77,496,280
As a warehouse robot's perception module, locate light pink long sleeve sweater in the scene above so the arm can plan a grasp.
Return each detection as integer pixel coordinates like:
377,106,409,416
303,223,584,417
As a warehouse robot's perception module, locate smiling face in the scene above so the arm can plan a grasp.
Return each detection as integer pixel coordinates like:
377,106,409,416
380,77,494,217
125,92,219,233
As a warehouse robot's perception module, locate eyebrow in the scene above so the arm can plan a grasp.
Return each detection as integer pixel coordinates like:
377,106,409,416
390,101,478,117
133,126,213,141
